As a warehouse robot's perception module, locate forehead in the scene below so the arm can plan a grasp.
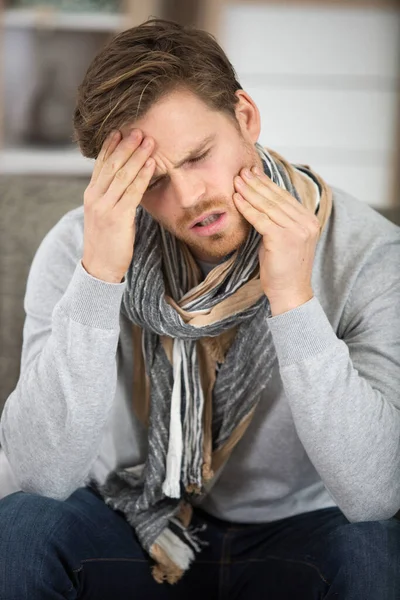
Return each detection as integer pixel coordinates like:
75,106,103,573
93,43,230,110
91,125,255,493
121,89,228,153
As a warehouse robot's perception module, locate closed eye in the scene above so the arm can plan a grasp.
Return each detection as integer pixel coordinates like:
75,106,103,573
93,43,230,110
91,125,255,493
147,149,211,191
187,149,210,164
147,176,164,192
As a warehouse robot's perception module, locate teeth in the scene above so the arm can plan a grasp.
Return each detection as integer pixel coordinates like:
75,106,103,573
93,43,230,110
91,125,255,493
198,214,219,227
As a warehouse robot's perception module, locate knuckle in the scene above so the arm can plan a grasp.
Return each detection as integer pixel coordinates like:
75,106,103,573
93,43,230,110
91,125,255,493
92,200,103,212
83,189,93,204
115,167,128,181
103,160,118,176
87,178,97,189
88,203,103,219
86,201,109,223
126,181,139,196
84,192,97,208
298,225,311,240
107,211,119,226
265,199,276,211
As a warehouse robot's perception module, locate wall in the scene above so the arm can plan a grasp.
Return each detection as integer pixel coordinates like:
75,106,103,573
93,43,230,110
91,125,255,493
221,3,400,208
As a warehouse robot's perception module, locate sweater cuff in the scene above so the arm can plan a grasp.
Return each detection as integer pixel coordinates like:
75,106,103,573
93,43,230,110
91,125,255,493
56,261,126,330
268,296,338,367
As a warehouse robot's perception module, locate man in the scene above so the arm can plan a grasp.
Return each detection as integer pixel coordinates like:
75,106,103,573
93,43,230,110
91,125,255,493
0,18,399,599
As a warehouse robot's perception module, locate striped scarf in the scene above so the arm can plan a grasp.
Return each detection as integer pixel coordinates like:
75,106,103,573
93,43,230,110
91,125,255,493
94,145,332,584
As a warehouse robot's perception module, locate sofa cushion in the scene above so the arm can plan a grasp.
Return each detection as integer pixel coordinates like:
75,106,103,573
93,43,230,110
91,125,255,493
0,175,87,410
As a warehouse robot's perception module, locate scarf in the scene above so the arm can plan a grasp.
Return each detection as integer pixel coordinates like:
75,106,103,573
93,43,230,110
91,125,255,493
93,145,332,584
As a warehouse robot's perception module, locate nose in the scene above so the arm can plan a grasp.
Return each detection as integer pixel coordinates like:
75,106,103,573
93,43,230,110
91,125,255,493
170,170,206,209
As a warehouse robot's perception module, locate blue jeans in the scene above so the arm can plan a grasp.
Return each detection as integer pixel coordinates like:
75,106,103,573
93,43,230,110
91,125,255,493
0,486,399,599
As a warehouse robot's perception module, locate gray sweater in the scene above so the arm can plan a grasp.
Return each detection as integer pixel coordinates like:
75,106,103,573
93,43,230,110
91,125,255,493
1,187,400,523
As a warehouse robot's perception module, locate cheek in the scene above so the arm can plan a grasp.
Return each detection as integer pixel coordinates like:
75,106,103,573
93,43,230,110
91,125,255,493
204,163,236,195
140,196,154,216
140,195,162,221
213,142,249,189
141,193,177,225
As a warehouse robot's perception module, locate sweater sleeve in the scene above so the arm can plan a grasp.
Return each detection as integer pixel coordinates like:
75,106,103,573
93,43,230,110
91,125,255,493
267,235,400,523
0,212,126,500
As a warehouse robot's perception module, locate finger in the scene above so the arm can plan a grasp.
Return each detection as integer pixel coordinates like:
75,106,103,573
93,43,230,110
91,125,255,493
250,168,321,232
95,129,146,196
90,130,121,184
102,136,155,207
251,166,310,214
242,167,317,226
234,176,295,229
233,192,277,236
115,157,156,217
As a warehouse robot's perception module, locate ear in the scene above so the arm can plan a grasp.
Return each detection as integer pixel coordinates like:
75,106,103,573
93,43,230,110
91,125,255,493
234,90,261,143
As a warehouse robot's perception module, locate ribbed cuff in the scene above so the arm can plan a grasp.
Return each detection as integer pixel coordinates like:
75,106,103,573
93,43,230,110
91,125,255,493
268,296,337,367
57,261,126,330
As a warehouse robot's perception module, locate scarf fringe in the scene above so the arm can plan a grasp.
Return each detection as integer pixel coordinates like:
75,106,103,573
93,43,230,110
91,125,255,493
150,520,208,584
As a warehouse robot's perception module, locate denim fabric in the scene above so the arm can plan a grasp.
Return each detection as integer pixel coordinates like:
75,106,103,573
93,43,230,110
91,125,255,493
0,486,399,599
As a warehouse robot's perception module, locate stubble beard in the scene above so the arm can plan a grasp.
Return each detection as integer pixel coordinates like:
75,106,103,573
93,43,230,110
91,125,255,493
157,140,260,261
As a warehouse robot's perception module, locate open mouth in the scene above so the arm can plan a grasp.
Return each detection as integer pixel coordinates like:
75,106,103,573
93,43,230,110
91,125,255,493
193,213,222,228
190,212,227,236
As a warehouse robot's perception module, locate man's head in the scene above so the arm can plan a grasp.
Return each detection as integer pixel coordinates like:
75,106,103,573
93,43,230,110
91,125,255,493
74,19,263,262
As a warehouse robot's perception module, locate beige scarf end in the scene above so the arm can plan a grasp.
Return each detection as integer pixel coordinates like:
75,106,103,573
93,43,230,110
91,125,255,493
202,462,214,482
150,543,185,584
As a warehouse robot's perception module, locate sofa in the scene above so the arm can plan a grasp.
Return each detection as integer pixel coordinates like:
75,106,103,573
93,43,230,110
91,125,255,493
0,175,87,411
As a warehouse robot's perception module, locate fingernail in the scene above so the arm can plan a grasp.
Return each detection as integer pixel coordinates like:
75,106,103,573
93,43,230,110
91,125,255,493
252,166,262,176
243,168,253,179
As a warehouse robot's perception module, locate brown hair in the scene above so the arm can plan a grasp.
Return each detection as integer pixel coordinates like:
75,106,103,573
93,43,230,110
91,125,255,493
73,19,242,159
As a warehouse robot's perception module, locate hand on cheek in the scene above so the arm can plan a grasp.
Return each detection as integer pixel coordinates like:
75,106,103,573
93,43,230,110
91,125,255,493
232,166,320,315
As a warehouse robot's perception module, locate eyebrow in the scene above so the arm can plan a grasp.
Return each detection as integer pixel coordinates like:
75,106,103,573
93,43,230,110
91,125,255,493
148,134,216,188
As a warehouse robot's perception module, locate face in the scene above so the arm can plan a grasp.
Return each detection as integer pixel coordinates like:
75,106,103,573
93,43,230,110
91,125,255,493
123,88,262,263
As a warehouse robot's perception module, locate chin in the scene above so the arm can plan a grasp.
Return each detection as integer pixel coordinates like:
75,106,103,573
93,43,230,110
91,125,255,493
185,223,251,263
156,207,251,262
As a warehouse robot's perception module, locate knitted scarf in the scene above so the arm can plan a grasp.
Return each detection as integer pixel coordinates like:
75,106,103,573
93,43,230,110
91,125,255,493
93,145,332,584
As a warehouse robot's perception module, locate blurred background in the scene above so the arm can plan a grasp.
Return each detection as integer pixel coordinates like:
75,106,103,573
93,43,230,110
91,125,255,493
1,0,399,204
0,0,400,405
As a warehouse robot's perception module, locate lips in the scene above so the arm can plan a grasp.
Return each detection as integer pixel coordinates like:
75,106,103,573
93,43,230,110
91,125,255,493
190,213,227,237
190,211,223,228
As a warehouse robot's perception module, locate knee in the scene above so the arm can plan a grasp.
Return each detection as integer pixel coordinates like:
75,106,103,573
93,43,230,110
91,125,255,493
0,491,71,557
327,519,400,573
0,490,83,596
